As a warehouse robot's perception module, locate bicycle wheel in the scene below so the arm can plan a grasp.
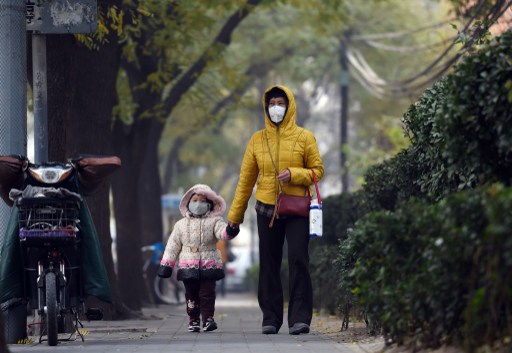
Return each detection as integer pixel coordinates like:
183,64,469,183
45,272,58,346
153,276,185,305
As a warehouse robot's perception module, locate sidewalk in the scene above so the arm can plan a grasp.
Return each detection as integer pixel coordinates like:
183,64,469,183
8,292,377,353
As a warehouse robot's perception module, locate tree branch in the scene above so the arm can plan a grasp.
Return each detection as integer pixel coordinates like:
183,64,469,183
159,0,263,118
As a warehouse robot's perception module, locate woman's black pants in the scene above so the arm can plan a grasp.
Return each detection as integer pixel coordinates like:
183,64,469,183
257,213,312,331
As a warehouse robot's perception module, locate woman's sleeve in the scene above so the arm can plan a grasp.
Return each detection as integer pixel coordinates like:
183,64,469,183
227,134,259,224
288,132,324,186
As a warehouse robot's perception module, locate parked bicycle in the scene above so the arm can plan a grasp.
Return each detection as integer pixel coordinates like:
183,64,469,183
0,155,120,346
141,242,185,306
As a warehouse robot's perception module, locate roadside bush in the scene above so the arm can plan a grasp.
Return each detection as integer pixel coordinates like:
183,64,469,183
330,30,512,351
462,185,512,351
245,261,289,302
437,30,512,189
401,79,459,200
310,245,342,315
336,185,512,351
400,30,512,201
245,264,259,293
320,190,370,245
363,148,424,211
309,191,371,315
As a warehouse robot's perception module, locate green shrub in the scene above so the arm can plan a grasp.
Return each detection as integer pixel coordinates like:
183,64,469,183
310,191,371,315
400,30,512,201
363,149,425,211
317,31,512,349
310,245,342,315
336,185,512,351
320,190,370,244
244,261,288,300
245,264,259,293
462,185,512,351
437,30,512,190
401,79,460,200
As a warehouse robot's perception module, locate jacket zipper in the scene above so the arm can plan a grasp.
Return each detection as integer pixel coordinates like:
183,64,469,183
187,218,203,254
199,219,203,250
276,125,281,197
277,125,281,169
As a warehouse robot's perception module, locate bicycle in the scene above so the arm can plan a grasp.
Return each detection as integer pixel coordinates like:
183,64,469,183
0,155,120,346
141,243,185,306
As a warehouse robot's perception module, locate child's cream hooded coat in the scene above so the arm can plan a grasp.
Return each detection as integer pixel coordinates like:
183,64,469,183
160,184,232,281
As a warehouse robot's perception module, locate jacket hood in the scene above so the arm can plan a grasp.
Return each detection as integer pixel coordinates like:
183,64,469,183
179,184,226,218
262,85,297,132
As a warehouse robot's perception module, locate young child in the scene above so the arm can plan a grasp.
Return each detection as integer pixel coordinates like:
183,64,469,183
158,184,239,332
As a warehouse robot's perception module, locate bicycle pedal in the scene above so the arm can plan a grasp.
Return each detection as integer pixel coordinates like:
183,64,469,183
85,308,103,321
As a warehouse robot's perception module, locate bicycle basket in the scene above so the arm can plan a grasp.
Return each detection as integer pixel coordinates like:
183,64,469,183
17,198,80,240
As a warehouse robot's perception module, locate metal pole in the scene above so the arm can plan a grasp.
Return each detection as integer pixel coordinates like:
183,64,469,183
32,34,48,164
339,36,349,193
0,1,27,250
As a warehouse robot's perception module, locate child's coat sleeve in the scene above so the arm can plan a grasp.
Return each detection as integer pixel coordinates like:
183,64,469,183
214,217,234,240
160,222,183,268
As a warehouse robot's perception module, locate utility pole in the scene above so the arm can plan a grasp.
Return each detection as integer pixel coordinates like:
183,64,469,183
27,0,98,163
339,32,350,193
32,34,48,164
0,1,27,251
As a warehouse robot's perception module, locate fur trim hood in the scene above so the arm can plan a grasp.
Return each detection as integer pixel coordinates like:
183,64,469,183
179,184,226,218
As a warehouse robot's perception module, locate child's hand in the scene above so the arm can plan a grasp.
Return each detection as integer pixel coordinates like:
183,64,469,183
226,224,240,239
157,265,173,278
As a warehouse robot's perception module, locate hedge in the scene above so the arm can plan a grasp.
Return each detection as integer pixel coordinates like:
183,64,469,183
327,30,512,352
335,184,512,351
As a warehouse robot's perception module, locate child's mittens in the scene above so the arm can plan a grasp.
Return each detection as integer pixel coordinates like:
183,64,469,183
226,224,240,239
158,265,173,278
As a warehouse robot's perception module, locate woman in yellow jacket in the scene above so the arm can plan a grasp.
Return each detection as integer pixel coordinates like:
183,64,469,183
228,85,324,335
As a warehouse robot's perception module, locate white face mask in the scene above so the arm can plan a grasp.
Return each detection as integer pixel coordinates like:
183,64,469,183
268,106,286,123
188,201,210,216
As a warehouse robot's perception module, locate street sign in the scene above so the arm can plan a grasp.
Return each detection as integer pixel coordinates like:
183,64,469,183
26,0,97,34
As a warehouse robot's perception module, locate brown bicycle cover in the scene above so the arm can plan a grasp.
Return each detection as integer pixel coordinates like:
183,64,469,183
0,156,26,206
75,156,121,196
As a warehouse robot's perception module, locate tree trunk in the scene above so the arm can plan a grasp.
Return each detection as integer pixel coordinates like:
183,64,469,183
162,136,185,192
113,47,165,309
45,0,131,319
139,122,164,246
46,35,73,163
111,118,152,311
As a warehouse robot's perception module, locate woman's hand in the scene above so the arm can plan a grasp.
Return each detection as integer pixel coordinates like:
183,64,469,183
226,224,240,239
228,221,240,228
277,168,291,183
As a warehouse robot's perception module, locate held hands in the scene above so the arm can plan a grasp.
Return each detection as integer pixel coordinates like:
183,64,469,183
226,224,240,239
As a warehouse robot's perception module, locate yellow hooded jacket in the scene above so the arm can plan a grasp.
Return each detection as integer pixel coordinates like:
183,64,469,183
228,85,324,224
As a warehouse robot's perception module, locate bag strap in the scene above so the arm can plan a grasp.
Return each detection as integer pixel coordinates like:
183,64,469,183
311,170,322,205
264,131,284,192
265,132,281,228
